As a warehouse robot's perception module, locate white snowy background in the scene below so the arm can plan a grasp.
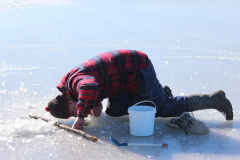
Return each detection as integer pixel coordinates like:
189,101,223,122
0,0,240,159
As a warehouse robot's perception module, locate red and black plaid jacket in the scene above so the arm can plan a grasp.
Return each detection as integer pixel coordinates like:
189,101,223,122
57,49,149,118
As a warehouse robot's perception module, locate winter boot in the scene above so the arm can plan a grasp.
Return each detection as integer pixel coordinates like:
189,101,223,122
186,90,233,120
163,85,174,97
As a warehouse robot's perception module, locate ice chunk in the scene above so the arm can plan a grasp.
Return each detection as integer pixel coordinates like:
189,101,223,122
0,136,8,142
8,146,15,151
14,117,22,129
20,82,28,93
0,90,7,94
7,137,13,143
33,91,37,96
2,82,5,88
35,134,45,138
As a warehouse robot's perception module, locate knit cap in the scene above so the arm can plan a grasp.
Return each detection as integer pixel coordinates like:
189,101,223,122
45,94,69,119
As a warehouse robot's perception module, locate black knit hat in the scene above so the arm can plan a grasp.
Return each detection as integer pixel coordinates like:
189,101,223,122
45,94,69,119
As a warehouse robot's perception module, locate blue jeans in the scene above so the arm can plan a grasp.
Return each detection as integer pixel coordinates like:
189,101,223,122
105,60,188,117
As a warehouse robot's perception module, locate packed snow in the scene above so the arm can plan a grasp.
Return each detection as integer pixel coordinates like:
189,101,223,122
0,0,240,159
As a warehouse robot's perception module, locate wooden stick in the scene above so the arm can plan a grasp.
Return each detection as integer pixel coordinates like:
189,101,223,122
29,115,98,142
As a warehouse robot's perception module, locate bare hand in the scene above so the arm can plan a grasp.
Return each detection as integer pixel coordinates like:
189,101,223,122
91,103,103,117
72,117,85,130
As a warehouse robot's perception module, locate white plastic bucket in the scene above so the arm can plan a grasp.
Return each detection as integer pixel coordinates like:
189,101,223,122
128,100,156,136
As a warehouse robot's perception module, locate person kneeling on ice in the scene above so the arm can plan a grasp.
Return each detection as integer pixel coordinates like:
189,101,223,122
45,49,233,133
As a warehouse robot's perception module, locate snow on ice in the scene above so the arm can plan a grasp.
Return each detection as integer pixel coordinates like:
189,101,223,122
0,0,240,160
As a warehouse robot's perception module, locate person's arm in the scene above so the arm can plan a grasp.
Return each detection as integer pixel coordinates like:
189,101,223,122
73,76,99,130
76,79,99,117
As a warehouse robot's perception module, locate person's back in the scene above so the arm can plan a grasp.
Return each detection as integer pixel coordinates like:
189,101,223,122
73,49,149,76
57,49,149,101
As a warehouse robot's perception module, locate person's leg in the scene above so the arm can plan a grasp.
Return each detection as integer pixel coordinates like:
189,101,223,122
128,59,233,120
156,96,188,117
130,60,189,117
106,59,234,120
158,89,233,120
156,85,189,117
186,90,233,120
131,59,166,107
105,94,137,117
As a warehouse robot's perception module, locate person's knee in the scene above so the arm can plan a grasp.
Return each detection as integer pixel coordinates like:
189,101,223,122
105,108,128,117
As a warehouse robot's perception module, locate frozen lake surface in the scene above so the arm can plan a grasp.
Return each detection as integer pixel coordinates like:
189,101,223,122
0,0,240,159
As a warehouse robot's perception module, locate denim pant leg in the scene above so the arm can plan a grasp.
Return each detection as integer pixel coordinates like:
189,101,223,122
106,60,189,117
131,60,189,117
130,60,166,108
157,96,188,117
105,94,137,117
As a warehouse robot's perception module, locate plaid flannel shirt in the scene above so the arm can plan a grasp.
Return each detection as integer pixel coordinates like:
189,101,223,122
57,49,149,118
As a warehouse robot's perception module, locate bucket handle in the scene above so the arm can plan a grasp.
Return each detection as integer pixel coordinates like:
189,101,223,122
132,100,156,108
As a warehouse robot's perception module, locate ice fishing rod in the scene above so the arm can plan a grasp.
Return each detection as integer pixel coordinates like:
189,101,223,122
29,115,98,142
110,136,168,147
